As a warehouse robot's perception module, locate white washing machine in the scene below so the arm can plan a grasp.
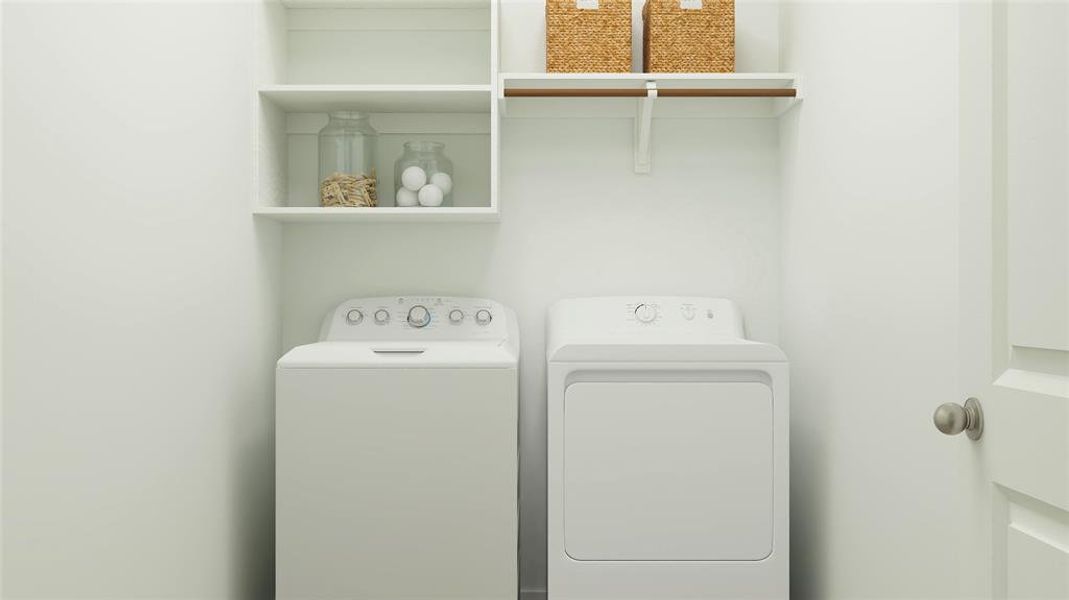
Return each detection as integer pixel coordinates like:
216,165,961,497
276,296,518,600
547,297,788,599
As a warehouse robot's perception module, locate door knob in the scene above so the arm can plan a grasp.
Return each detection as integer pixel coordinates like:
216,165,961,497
933,397,984,440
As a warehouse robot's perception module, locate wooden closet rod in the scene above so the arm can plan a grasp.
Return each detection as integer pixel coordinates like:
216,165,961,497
504,88,797,98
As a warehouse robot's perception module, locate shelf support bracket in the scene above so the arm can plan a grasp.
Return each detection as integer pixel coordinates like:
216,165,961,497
634,81,657,173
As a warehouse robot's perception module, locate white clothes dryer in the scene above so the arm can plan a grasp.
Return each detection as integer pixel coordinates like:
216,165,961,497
547,297,788,599
276,296,518,600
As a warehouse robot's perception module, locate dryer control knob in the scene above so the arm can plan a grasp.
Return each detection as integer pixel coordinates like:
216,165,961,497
449,309,465,324
374,309,390,325
407,305,431,328
346,309,364,325
475,309,493,326
635,303,657,323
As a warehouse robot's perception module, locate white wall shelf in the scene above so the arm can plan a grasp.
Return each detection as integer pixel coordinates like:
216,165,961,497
499,72,800,172
281,0,488,7
253,207,499,223
500,72,799,116
254,0,801,217
259,85,492,114
501,71,798,88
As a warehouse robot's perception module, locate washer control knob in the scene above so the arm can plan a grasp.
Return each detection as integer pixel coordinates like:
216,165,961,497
345,309,364,325
635,303,657,323
449,309,465,324
475,309,493,326
407,305,431,328
681,305,696,320
374,309,390,325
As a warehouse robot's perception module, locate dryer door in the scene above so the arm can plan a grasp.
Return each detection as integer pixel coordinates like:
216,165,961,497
564,380,773,561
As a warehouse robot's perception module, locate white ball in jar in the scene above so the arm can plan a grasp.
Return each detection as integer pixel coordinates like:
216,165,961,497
396,187,419,207
417,183,445,207
429,172,453,195
400,166,427,191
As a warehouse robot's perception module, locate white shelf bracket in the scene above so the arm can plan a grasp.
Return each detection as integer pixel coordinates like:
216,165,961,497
634,81,657,173
497,76,508,118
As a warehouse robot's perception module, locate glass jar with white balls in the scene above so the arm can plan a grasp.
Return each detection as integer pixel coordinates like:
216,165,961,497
394,141,454,208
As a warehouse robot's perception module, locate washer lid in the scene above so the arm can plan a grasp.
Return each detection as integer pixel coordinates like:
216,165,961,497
546,297,786,363
278,341,517,369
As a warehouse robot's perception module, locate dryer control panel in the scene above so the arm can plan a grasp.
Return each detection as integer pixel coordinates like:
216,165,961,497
621,298,736,331
319,296,509,342
549,296,747,346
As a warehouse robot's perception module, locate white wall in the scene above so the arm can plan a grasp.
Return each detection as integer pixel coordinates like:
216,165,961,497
2,3,279,597
3,1,783,597
779,2,978,598
281,116,782,594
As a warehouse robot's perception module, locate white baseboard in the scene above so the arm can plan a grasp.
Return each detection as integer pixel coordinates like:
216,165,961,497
520,587,547,600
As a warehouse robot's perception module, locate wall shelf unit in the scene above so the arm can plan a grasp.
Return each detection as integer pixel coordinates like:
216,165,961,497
254,0,499,222
253,0,802,218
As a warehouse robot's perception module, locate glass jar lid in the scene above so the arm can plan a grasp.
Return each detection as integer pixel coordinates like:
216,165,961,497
403,141,445,153
328,110,370,121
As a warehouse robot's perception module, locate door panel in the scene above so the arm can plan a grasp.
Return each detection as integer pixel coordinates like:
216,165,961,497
1004,0,1069,352
997,488,1069,599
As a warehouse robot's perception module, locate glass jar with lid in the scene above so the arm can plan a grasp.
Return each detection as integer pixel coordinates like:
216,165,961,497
393,141,454,208
318,111,378,207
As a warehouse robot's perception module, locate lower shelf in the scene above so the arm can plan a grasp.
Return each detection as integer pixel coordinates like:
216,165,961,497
252,206,499,223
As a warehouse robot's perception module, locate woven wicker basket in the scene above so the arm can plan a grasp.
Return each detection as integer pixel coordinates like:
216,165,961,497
546,0,632,73
643,0,734,73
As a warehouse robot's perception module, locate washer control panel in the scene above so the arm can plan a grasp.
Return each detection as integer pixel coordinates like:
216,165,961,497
321,296,508,342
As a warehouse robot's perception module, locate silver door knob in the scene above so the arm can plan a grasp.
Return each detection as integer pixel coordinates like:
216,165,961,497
933,397,984,440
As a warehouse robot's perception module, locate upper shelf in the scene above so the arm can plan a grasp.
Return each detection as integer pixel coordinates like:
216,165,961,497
499,72,800,118
280,0,489,7
501,72,798,97
253,207,499,223
259,84,492,114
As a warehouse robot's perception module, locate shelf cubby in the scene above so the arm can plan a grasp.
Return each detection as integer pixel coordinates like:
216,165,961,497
282,3,491,86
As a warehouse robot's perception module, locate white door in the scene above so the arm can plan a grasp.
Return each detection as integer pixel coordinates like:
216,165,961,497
959,1,1069,597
